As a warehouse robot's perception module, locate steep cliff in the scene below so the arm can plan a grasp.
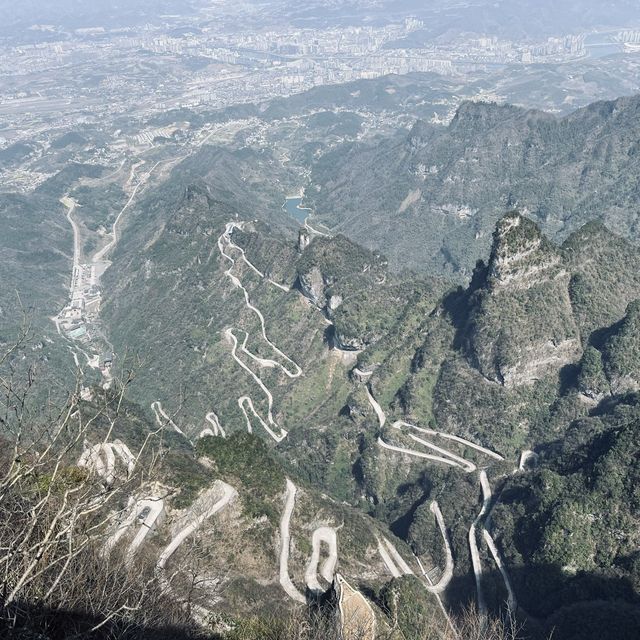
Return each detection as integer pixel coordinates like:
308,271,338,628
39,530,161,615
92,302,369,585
463,212,581,387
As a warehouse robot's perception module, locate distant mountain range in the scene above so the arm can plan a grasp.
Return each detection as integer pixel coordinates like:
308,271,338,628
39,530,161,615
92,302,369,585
308,94,640,278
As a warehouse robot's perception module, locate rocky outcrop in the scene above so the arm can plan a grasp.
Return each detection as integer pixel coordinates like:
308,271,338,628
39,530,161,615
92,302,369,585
486,213,564,290
298,266,326,306
298,227,310,252
464,212,582,387
328,294,343,315
333,331,367,352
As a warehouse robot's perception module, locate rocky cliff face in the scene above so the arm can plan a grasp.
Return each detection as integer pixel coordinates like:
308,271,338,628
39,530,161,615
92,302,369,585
464,212,581,387
297,265,327,307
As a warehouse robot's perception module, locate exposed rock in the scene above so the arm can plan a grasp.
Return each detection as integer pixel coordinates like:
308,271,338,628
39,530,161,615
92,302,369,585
298,227,310,252
298,266,326,306
487,213,564,291
328,294,343,314
464,212,582,387
333,330,366,352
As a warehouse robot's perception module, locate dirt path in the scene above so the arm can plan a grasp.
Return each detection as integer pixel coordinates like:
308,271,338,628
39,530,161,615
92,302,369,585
336,574,376,640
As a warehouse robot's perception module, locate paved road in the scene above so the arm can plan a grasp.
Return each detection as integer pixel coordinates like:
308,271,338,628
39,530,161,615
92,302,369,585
225,329,288,442
204,411,226,438
518,449,538,471
418,501,455,595
226,328,288,443
468,470,492,621
483,529,517,610
305,526,338,594
365,385,386,428
151,401,192,443
478,473,517,611
156,481,237,588
304,218,331,238
279,479,306,603
117,497,165,561
377,437,461,467
376,535,414,579
218,222,302,377
77,440,137,487
366,383,515,621
237,395,288,443
60,196,81,271
376,536,401,578
93,162,146,263
218,222,305,443
366,385,503,471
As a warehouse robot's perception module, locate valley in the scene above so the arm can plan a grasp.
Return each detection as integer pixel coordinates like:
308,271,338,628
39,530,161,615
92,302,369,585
3,6,640,635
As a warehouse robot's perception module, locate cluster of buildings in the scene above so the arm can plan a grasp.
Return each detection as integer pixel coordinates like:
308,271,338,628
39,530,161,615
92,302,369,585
526,35,585,60
2,10,638,180
442,33,586,65
618,30,640,43
57,263,102,343
618,30,640,52
57,260,114,384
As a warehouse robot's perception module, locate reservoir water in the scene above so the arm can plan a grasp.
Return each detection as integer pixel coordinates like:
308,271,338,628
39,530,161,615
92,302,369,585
283,197,311,224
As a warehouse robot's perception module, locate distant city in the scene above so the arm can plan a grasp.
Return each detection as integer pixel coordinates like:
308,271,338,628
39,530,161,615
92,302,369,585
1,11,635,137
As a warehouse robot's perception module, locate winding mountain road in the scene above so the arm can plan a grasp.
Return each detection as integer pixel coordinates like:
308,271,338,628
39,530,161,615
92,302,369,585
423,501,454,595
77,440,136,487
482,529,517,611
151,401,192,443
93,160,166,263
218,222,302,378
468,470,493,621
204,411,226,438
156,481,237,589
477,472,517,611
366,385,502,472
218,222,304,443
305,527,338,595
366,383,515,619
123,497,166,561
279,479,306,603
60,196,81,271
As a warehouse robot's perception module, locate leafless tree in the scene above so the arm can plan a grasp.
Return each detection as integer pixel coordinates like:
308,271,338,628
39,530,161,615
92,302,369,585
0,327,193,639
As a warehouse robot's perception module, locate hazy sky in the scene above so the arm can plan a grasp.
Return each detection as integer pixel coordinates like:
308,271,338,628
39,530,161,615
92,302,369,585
1,0,640,42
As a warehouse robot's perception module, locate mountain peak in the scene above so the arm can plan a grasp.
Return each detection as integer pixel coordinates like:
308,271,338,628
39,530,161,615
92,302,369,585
486,212,562,290
449,101,527,133
463,213,581,386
